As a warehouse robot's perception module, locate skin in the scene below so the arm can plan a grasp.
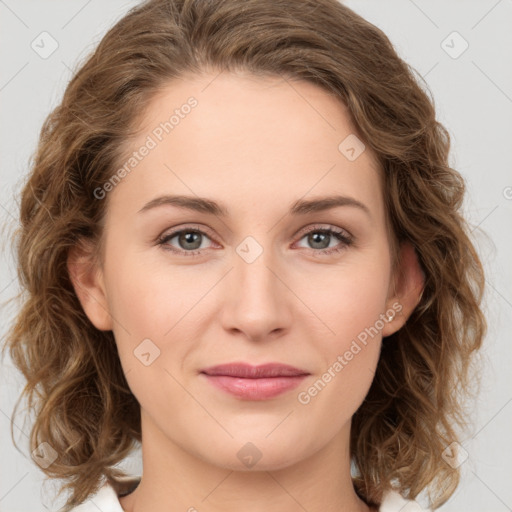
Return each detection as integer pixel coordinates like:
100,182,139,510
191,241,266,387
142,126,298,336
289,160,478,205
68,70,424,512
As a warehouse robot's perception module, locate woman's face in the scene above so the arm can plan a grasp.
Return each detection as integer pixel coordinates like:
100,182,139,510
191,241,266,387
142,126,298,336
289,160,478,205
73,71,408,472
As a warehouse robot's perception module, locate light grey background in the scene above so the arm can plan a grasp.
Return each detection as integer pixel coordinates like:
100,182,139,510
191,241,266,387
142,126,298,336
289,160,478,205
1,1,511,511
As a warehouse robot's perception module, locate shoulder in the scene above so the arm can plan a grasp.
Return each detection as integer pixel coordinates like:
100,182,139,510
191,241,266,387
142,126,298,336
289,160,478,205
379,489,432,512
68,476,141,512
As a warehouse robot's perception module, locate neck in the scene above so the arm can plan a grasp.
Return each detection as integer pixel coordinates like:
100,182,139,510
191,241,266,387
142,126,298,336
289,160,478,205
119,409,373,512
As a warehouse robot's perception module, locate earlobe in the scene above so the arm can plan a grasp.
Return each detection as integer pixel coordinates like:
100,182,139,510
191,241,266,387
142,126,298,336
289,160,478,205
382,242,425,337
67,242,113,331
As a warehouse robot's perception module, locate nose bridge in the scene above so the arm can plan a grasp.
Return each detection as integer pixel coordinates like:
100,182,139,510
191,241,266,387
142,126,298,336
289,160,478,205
222,233,289,336
233,233,281,300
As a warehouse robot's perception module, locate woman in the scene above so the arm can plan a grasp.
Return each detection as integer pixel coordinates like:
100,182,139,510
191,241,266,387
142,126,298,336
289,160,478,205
1,0,486,511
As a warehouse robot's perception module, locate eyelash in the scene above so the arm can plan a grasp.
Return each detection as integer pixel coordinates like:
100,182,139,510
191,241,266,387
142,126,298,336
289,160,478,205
156,224,354,259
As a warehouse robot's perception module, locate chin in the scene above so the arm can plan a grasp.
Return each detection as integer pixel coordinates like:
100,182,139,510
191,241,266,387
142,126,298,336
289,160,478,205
196,433,310,472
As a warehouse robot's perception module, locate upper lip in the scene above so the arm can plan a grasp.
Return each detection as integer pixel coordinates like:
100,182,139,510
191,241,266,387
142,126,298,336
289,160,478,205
200,362,310,378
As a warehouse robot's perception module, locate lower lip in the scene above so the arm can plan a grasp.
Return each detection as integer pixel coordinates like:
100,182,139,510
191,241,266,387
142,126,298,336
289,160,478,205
201,374,308,400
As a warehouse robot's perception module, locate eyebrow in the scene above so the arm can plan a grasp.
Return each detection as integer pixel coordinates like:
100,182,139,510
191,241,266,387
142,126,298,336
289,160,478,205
137,194,371,218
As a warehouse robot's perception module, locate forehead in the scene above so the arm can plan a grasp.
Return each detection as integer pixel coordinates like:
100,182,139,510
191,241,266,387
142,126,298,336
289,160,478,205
108,71,383,221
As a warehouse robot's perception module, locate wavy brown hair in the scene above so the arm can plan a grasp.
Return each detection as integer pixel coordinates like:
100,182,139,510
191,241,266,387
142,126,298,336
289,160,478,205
1,0,487,510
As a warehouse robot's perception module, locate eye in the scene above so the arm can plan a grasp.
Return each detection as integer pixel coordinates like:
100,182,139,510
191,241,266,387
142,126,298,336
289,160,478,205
294,224,354,256
157,225,216,258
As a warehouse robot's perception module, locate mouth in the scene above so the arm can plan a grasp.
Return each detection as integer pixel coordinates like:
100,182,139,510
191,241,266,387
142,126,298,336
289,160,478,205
199,362,310,400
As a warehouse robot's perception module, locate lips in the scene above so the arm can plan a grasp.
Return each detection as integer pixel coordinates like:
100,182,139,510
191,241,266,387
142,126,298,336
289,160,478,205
200,362,310,400
200,362,310,378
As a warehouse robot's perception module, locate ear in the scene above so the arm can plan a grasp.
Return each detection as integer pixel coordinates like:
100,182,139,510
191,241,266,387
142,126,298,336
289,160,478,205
67,240,113,331
381,241,425,337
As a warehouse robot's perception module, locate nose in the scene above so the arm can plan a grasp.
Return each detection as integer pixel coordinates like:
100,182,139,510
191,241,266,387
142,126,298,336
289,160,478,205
220,237,292,342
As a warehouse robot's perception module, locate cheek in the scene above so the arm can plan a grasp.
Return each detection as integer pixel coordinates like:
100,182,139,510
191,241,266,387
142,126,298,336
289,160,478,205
104,263,194,411
298,254,389,394
104,252,221,400
106,252,199,337
297,281,385,423
301,257,390,344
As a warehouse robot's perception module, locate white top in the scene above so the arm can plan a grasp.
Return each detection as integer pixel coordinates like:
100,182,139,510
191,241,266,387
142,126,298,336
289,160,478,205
69,476,431,511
